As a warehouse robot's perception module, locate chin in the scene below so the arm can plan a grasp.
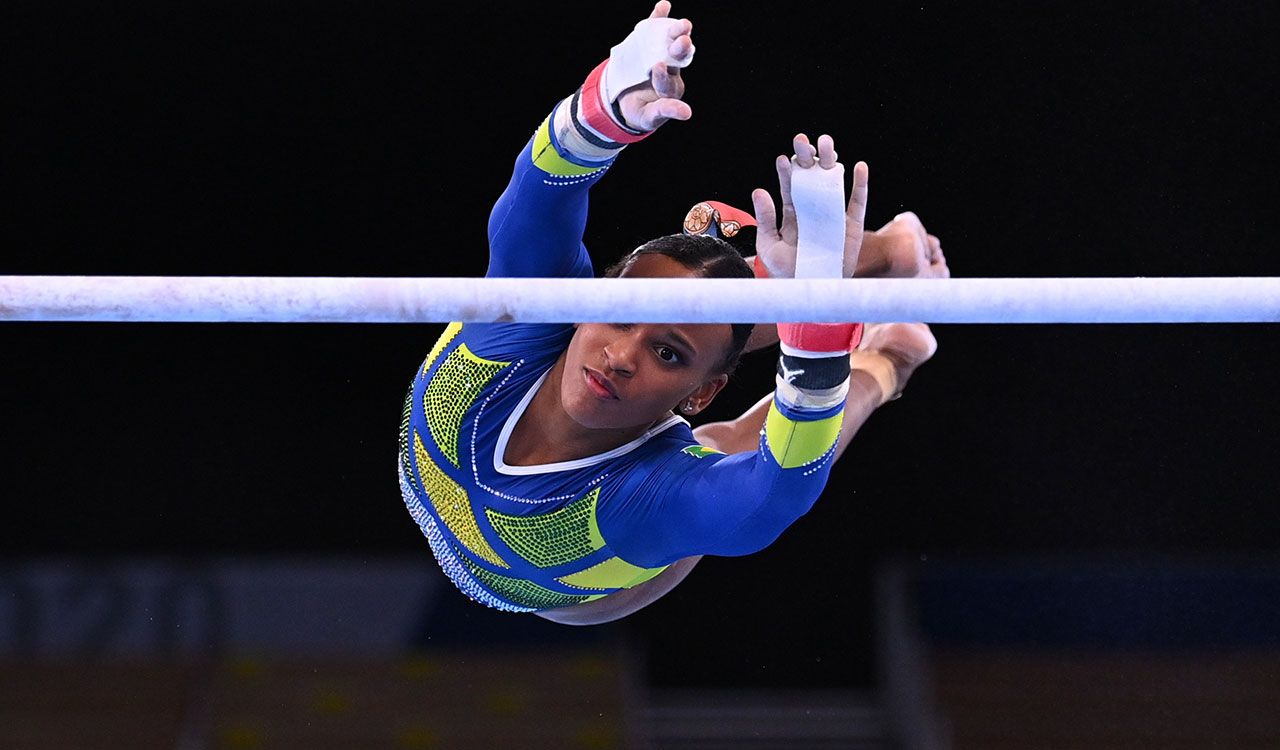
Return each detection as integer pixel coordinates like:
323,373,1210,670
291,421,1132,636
563,389,649,433
560,387,614,429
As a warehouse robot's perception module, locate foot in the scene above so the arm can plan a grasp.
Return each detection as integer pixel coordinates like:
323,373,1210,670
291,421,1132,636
861,212,950,279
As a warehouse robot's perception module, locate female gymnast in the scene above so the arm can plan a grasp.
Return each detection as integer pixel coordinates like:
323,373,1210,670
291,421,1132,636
398,2,942,625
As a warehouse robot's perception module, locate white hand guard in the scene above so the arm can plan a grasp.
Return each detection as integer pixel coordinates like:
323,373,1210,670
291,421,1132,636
602,17,695,108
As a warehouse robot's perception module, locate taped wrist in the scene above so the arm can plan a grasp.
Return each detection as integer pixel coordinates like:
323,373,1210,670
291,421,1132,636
552,96,622,163
775,352,851,411
791,160,846,279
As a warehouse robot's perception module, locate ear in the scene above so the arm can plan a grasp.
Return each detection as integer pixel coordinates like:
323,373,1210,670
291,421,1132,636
679,374,729,416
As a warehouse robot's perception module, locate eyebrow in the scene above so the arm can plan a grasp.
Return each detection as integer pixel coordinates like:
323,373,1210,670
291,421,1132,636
662,328,698,357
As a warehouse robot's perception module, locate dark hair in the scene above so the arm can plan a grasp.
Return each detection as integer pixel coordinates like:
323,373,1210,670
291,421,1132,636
603,233,755,375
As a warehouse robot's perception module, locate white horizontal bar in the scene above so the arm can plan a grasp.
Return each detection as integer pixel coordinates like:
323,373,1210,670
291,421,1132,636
1,276,1277,323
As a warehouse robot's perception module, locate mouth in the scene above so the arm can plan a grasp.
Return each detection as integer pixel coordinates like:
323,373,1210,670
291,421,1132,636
583,368,619,400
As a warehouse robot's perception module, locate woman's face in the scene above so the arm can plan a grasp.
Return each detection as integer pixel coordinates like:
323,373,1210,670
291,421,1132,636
561,253,733,431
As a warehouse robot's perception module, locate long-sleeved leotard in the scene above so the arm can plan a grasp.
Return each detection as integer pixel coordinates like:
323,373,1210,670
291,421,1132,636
398,103,845,613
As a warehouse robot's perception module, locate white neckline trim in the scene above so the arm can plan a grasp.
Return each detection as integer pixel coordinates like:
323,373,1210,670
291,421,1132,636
493,367,687,476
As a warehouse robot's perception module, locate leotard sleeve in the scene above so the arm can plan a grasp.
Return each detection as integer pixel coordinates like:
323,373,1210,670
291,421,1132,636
597,396,846,566
485,102,617,280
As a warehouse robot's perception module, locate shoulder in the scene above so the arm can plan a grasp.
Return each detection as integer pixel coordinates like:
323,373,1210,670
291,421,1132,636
449,322,575,364
622,420,733,478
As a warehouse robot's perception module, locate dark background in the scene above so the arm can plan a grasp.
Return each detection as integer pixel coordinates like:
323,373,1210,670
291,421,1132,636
2,1,1277,689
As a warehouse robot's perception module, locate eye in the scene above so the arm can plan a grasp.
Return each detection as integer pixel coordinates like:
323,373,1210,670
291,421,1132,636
655,345,683,364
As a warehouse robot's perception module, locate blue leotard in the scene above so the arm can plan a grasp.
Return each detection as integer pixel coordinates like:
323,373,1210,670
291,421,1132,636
398,105,844,613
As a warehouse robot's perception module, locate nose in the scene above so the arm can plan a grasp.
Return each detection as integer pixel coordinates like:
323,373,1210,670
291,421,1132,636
603,331,640,377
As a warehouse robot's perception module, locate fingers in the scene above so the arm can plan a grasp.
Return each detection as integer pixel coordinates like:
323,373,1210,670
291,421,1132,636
637,98,692,129
792,133,841,169
775,154,797,239
665,17,694,67
656,98,692,122
668,31,693,60
915,323,939,359
635,60,691,129
841,161,869,277
846,160,870,231
751,188,780,239
791,133,816,168
653,2,694,65
650,61,684,100
915,233,949,278
816,134,837,169
775,154,793,200
929,240,950,279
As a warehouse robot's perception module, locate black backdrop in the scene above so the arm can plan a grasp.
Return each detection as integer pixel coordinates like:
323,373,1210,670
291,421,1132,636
3,1,1278,689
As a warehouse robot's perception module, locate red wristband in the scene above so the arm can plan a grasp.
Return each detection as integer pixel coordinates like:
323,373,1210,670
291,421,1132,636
778,322,864,355
581,60,650,144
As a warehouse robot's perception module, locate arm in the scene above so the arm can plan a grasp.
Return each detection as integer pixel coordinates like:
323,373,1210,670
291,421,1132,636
595,140,870,567
544,348,905,627
543,364,871,626
542,139,881,622
694,369,882,460
485,1,695,279
695,323,939,459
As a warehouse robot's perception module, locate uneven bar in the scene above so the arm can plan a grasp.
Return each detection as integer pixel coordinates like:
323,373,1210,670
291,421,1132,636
1,276,1278,324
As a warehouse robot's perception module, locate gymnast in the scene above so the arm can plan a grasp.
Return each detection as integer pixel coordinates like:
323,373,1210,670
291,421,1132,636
398,1,943,625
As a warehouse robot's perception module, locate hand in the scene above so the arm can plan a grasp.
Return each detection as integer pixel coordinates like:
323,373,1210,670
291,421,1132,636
853,322,938,400
862,212,950,279
614,2,694,132
752,133,868,278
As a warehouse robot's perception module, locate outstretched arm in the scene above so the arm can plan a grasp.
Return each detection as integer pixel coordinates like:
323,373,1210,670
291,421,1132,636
486,1,695,279
695,322,938,459
541,132,883,625
696,133,941,458
539,321,941,627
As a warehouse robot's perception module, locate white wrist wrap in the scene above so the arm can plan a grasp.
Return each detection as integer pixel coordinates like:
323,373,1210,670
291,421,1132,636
603,17,695,106
791,160,846,279
552,96,619,162
775,375,850,411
